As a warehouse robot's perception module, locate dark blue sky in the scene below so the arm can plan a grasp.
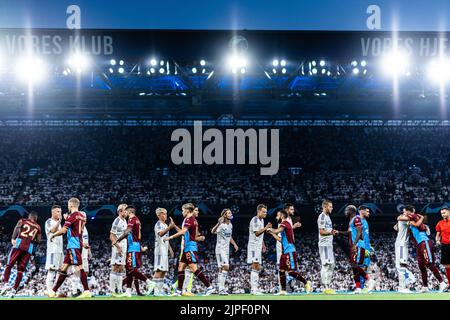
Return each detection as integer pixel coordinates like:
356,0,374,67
1,0,450,30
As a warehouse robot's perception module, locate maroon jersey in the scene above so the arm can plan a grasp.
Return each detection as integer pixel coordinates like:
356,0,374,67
127,216,142,253
183,216,198,252
280,220,296,254
15,219,41,253
407,212,427,232
64,211,86,250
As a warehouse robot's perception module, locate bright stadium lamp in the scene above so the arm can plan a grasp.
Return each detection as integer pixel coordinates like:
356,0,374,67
427,58,450,84
381,50,410,76
272,59,279,67
15,56,47,84
228,54,247,74
67,53,90,73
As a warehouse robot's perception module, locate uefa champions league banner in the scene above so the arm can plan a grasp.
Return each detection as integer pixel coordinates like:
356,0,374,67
1,29,450,61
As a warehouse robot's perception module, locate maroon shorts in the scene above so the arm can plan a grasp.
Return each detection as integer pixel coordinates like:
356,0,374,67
180,251,199,265
350,246,366,265
7,249,31,271
126,252,142,270
417,240,435,266
279,252,298,271
64,248,82,266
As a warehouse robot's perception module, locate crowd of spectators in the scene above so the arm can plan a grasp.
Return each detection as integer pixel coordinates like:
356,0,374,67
0,126,448,207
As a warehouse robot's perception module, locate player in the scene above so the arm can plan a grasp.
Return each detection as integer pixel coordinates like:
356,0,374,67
112,205,155,297
345,205,375,294
109,204,128,295
247,204,272,295
275,204,301,293
436,206,450,288
394,211,416,293
153,207,176,296
211,208,239,295
46,198,91,298
317,200,338,294
44,205,64,294
165,203,214,296
1,211,41,297
267,210,312,295
404,205,448,292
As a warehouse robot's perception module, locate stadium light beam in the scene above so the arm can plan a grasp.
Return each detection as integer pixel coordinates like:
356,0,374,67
427,58,450,84
15,56,47,84
227,54,247,74
67,54,90,74
381,51,410,77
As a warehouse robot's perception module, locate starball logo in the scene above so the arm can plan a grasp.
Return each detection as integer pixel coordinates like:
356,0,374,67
171,121,279,175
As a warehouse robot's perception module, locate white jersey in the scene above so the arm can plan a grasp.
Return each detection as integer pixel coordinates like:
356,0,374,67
317,212,333,246
154,220,169,255
110,216,128,245
45,218,63,254
248,216,264,250
395,220,409,246
216,223,233,253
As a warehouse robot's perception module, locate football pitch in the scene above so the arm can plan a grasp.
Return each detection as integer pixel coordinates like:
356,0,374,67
4,292,450,300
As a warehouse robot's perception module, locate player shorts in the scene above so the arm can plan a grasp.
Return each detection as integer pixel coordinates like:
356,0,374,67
441,243,450,265
180,251,199,265
247,247,262,265
126,251,142,270
417,240,435,266
319,245,335,266
216,250,230,267
7,249,31,271
350,246,366,265
111,243,127,266
45,251,64,270
279,252,298,271
64,248,82,266
154,254,169,272
395,243,409,268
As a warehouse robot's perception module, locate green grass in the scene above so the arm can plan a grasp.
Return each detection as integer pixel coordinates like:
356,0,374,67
4,292,450,300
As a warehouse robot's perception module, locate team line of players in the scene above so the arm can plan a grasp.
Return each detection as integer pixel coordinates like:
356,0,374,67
2,198,450,297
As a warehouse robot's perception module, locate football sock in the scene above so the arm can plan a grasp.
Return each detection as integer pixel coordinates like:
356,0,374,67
279,271,287,291
46,270,56,291
177,270,185,291
218,270,228,291
183,269,192,292
287,271,307,284
428,264,443,283
79,269,90,291
250,269,259,292
3,265,11,283
446,267,450,284
53,271,68,292
419,265,428,287
132,269,148,283
13,271,23,290
194,269,210,287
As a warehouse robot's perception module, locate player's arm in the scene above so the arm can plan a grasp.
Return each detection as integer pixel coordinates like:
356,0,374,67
230,237,239,251
35,229,42,243
354,225,363,247
436,231,442,245
11,220,23,241
50,226,68,240
168,243,174,258
195,226,205,242
211,219,222,234
165,227,188,241
113,226,131,245
255,222,272,237
409,214,424,227
270,232,281,242
398,214,409,221
158,218,176,237
267,225,285,235
319,228,336,236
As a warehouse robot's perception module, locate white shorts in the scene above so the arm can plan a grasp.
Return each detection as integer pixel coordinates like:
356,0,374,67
111,244,127,266
45,252,64,270
247,247,262,265
319,245,335,266
154,254,169,272
395,243,408,268
216,250,230,267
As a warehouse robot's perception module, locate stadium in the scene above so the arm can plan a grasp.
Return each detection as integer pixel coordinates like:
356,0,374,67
1,24,450,302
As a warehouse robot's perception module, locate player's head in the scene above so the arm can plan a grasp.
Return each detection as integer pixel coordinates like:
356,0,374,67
221,208,233,221
322,200,333,214
256,204,267,218
194,206,199,218
68,197,80,212
279,209,289,221
403,205,415,215
156,207,167,221
275,209,283,222
51,205,62,220
125,205,136,217
284,203,295,216
345,205,357,218
182,203,195,217
358,205,370,218
441,206,450,220
117,203,128,218
28,211,38,222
